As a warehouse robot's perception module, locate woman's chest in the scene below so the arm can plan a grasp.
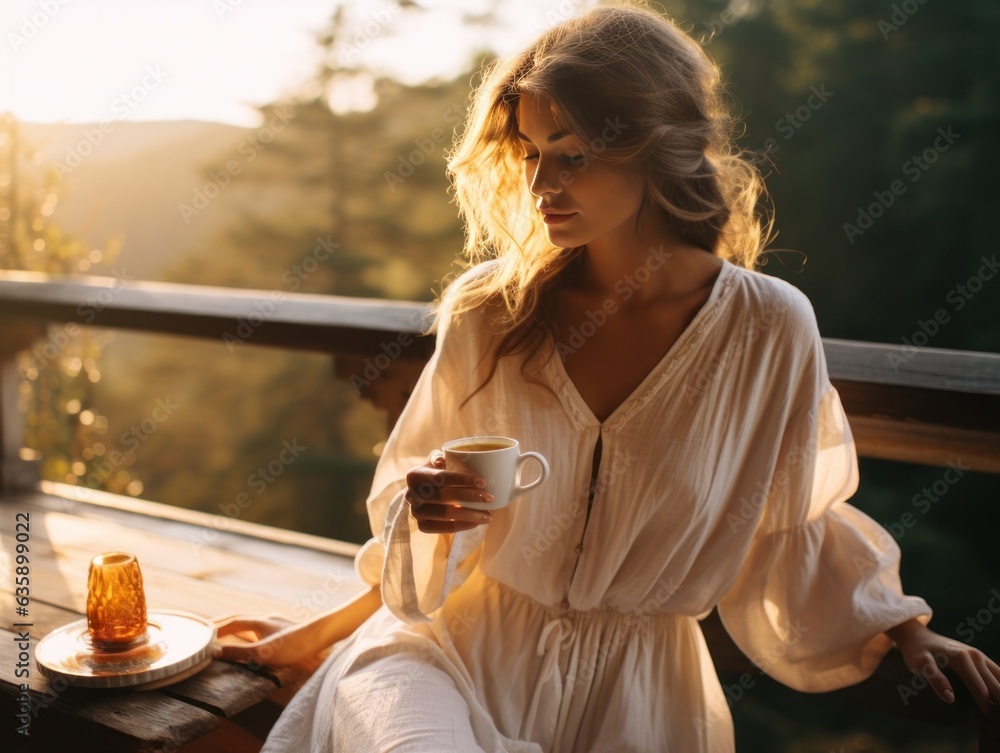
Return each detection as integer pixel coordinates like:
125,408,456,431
470,290,789,521
548,297,709,424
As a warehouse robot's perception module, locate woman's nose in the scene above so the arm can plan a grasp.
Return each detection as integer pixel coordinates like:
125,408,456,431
528,159,564,198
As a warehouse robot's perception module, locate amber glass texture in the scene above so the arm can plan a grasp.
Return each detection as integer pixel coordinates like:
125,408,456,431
86,551,148,646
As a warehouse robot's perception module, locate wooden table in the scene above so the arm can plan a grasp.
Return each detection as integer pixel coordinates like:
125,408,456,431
0,485,367,752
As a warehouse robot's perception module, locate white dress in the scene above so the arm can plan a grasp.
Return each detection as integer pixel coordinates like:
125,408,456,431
261,256,932,752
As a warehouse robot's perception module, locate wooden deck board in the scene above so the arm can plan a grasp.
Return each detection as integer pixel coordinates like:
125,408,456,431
1,494,365,622
0,595,83,642
157,661,281,718
1,492,361,587
0,628,222,751
0,488,367,751
1,528,298,618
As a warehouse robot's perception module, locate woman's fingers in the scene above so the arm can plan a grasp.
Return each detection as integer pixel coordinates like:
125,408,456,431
405,485,492,508
404,462,492,518
406,467,485,494
977,653,1000,710
409,501,492,523
214,632,312,667
924,646,997,716
950,649,1000,716
404,457,493,530
405,482,489,503
213,615,292,642
212,640,264,663
417,518,491,534
894,626,1000,716
989,654,1000,690
212,621,302,666
964,668,994,716
920,654,957,705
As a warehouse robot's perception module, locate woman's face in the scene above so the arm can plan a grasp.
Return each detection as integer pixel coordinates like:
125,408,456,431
516,93,645,247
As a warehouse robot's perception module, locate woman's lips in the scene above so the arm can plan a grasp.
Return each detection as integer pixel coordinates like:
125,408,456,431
543,212,577,225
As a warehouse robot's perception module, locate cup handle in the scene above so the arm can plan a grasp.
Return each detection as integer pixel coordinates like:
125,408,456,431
512,452,550,500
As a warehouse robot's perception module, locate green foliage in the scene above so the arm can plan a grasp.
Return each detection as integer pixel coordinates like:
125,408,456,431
0,114,135,494
91,4,475,544
691,0,1000,353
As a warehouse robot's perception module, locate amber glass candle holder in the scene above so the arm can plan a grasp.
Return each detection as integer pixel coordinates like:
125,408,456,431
35,550,215,689
86,552,149,648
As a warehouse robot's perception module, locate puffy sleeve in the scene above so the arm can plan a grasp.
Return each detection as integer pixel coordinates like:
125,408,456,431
352,264,495,623
715,295,933,693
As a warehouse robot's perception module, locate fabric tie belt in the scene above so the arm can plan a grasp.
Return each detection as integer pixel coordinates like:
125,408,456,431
523,615,576,738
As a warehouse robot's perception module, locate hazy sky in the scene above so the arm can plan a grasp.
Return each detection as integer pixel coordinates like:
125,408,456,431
2,0,600,127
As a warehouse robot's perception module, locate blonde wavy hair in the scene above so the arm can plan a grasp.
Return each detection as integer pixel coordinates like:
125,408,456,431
431,1,776,409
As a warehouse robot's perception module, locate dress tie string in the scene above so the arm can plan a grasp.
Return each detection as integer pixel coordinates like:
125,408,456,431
523,615,575,739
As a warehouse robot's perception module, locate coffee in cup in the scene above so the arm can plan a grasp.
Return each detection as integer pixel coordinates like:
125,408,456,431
442,435,550,511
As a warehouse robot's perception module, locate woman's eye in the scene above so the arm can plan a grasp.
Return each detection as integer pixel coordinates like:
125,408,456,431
522,153,585,166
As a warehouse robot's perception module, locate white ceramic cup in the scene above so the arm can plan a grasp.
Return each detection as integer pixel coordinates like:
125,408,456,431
441,435,550,511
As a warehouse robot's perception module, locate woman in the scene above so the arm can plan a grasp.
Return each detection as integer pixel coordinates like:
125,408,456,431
213,4,1000,750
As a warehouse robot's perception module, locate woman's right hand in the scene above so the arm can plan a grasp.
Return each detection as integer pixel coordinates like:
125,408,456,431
405,449,495,533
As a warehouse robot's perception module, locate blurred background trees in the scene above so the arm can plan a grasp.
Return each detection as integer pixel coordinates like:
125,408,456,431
0,114,132,495
3,0,997,748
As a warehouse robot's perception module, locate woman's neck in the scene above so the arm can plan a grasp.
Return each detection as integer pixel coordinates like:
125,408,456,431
566,237,715,312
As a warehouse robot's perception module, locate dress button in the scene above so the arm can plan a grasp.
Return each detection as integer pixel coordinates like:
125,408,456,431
574,544,583,555
560,599,570,609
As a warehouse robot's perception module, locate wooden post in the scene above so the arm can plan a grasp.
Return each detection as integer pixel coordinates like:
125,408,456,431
0,322,44,490
981,709,1000,753
333,354,427,434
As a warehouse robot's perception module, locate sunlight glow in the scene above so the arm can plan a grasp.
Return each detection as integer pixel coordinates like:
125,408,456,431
1,0,600,126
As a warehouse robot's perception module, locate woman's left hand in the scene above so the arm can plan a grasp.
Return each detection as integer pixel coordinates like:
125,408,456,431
211,613,306,667
210,585,384,668
888,619,1000,716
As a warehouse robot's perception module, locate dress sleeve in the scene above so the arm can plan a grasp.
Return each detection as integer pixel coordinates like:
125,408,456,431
352,266,494,624
715,300,933,693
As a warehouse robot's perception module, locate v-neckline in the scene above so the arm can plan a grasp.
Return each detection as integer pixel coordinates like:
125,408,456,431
545,256,734,429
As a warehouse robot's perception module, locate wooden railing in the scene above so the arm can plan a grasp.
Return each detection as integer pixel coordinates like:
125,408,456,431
1,270,998,748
